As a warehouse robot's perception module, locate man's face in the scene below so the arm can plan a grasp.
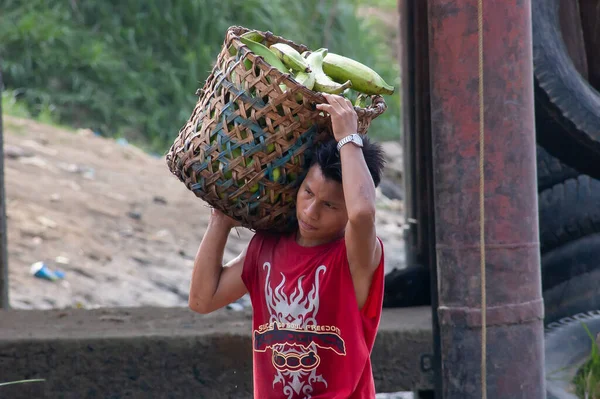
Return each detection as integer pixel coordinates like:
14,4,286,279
295,164,348,243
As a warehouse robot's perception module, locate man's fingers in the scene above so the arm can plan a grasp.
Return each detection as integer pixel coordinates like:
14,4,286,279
324,93,356,114
315,103,334,113
323,93,346,108
338,95,355,110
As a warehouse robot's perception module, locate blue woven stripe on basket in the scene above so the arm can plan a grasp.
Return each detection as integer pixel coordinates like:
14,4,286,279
190,122,317,194
216,59,268,109
190,52,319,197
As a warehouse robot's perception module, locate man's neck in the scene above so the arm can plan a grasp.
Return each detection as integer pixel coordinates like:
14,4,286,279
294,230,344,247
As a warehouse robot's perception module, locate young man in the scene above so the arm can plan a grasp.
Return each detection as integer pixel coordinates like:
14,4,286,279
189,93,386,398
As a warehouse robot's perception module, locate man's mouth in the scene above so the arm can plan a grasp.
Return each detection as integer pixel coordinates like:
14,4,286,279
299,220,317,231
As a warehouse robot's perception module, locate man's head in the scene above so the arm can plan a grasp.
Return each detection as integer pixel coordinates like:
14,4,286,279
295,135,385,243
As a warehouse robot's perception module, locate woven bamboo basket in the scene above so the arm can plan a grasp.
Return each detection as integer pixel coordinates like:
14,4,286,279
166,26,387,232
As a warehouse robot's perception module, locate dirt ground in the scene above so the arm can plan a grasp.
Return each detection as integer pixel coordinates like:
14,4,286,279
2,115,406,310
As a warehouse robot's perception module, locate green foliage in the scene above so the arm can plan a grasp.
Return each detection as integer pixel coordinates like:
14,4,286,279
574,323,600,398
360,0,397,9
2,90,31,119
0,0,401,152
3,89,66,128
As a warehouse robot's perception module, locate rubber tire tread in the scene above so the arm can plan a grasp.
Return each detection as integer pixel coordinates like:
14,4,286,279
383,266,431,308
538,175,600,254
542,233,600,305
532,0,600,178
536,145,580,192
544,309,600,399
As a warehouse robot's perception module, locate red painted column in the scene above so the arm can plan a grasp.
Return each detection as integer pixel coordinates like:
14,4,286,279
427,1,546,397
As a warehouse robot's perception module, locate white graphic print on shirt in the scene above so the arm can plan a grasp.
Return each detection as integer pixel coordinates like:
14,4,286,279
253,262,346,399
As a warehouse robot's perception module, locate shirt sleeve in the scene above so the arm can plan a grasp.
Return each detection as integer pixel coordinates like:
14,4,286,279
241,232,263,292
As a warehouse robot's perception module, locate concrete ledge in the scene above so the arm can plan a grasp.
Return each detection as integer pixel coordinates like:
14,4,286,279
0,306,433,398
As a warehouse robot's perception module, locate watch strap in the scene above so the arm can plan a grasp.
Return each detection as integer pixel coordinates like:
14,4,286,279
337,134,362,151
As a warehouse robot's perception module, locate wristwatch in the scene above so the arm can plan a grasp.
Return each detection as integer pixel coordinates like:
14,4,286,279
337,133,364,151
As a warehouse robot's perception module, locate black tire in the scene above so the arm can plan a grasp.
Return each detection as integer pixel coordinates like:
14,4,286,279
385,175,600,310
383,266,431,308
536,145,580,192
532,0,600,178
542,234,600,320
382,234,600,315
538,176,600,254
545,311,600,399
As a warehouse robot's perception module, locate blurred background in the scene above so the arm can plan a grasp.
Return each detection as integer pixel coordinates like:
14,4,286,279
0,2,409,396
0,0,407,311
0,0,401,153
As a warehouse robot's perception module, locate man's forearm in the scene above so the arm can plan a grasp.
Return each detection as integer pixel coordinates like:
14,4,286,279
339,144,376,221
188,219,232,311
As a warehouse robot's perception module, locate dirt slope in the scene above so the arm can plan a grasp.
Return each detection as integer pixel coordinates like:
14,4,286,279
2,115,405,310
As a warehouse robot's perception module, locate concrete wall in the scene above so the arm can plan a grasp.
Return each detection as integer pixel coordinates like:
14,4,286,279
0,306,433,398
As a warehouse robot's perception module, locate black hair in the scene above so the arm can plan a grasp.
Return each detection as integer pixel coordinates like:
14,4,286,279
309,134,386,187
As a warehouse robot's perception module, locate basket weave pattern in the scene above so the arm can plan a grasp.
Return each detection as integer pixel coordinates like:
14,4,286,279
166,26,387,232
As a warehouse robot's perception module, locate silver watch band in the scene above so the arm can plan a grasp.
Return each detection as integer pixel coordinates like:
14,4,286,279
337,134,362,151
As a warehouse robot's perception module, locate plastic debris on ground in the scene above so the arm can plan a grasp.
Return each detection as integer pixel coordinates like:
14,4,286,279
30,261,66,281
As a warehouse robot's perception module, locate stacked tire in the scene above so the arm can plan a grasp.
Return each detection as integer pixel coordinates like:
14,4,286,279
532,0,600,396
384,0,600,394
384,0,600,395
536,150,600,399
382,147,600,325
537,147,600,325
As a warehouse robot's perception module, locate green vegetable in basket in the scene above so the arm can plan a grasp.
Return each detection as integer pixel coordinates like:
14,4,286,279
306,49,352,95
272,167,281,182
241,30,264,44
322,52,395,95
292,70,315,91
289,69,315,102
228,30,264,58
231,147,242,159
239,37,288,74
355,93,368,108
269,43,311,73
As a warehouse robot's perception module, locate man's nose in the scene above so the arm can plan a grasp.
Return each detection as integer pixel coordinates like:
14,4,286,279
305,202,318,220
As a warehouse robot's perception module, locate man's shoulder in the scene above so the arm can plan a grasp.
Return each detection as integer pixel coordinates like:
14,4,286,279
247,230,290,252
252,230,290,242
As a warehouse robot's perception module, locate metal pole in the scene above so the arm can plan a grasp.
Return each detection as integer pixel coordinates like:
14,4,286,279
0,68,9,309
398,0,442,396
428,1,545,397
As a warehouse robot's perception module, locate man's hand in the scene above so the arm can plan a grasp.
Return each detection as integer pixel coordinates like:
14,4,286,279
189,206,247,315
316,93,358,142
210,208,241,229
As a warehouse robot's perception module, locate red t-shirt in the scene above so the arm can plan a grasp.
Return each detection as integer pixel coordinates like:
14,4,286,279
241,231,385,399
